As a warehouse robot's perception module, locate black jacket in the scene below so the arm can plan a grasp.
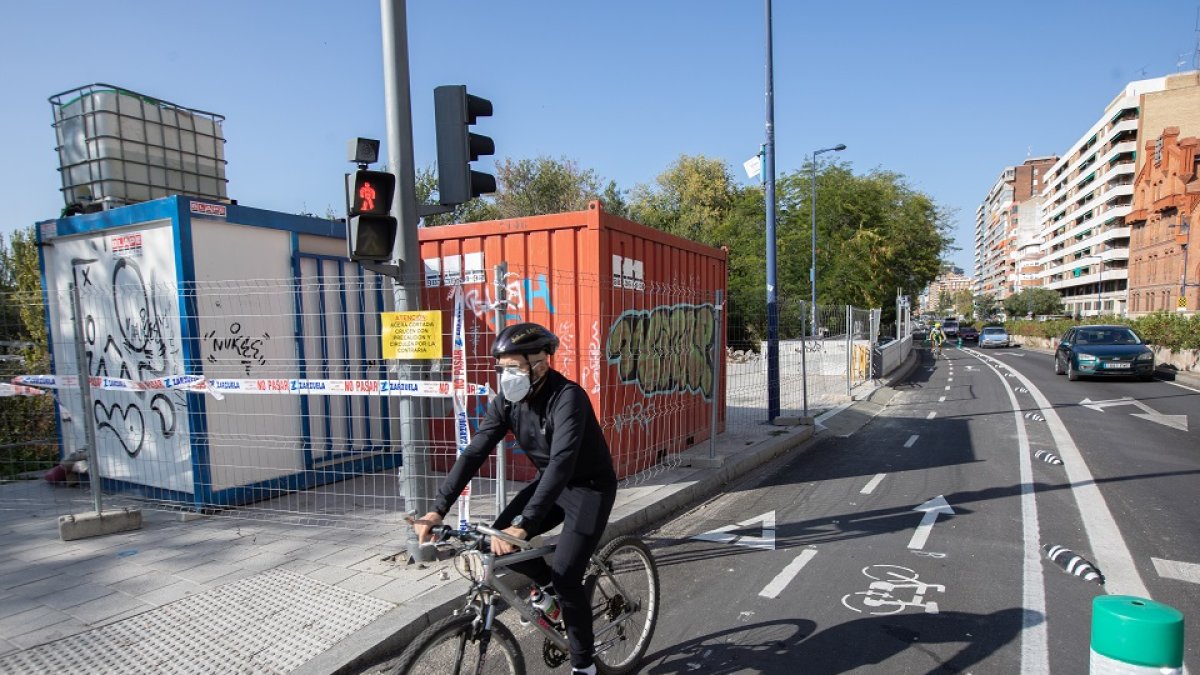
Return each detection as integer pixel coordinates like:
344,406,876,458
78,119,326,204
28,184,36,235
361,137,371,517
432,369,617,530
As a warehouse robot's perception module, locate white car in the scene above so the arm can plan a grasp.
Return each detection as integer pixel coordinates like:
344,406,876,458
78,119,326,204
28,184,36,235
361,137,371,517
979,326,1010,348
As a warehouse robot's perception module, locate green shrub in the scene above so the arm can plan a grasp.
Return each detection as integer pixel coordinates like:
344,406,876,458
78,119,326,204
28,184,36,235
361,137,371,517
1005,312,1200,350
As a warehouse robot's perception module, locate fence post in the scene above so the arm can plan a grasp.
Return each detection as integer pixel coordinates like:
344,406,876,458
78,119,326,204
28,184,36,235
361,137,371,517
492,262,508,514
800,300,808,419
846,305,853,397
709,290,723,459
69,282,103,515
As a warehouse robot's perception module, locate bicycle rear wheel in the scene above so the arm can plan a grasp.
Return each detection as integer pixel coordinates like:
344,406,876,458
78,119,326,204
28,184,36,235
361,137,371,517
389,613,524,675
586,535,659,675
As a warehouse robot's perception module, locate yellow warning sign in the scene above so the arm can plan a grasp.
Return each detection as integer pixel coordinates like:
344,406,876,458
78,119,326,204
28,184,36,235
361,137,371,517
1179,296,1188,312
381,311,442,359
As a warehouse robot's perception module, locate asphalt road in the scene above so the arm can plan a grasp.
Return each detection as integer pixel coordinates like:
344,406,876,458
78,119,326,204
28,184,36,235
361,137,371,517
477,344,1199,673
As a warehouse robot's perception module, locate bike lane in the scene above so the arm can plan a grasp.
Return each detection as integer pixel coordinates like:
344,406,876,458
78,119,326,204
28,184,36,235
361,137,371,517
639,348,1054,673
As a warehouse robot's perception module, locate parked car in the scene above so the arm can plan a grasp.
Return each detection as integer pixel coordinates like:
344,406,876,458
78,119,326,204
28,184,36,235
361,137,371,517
958,326,979,342
978,326,1010,348
942,320,959,338
1054,325,1155,381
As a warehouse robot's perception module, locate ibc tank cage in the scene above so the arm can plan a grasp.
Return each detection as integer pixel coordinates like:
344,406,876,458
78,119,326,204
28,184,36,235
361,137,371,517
49,83,228,212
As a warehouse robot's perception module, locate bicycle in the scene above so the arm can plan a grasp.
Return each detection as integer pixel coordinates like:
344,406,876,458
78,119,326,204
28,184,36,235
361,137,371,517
385,522,659,675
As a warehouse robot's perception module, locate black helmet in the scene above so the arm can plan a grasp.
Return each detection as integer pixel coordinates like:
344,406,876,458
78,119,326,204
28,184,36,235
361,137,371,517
492,322,559,357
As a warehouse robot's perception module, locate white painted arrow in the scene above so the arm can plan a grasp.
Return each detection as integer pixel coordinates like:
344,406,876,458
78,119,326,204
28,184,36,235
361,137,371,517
1080,397,1189,432
964,365,978,372
692,511,776,550
907,496,953,550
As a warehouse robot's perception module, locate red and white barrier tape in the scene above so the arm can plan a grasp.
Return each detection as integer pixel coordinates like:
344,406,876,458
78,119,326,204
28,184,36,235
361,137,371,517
8,374,489,401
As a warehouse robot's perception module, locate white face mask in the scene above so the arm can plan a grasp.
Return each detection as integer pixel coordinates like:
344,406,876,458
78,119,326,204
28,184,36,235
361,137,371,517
500,368,533,402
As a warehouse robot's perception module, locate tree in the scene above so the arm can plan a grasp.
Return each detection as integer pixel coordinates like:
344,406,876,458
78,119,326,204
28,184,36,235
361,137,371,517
629,155,737,242
953,289,974,320
775,161,951,325
1003,287,1063,318
976,293,999,320
492,156,605,219
0,226,56,478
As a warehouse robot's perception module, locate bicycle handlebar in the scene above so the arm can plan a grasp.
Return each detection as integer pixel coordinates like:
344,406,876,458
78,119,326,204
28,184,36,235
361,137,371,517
431,523,534,551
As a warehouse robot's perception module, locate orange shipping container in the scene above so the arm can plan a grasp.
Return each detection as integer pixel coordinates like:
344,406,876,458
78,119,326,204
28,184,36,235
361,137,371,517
420,201,727,481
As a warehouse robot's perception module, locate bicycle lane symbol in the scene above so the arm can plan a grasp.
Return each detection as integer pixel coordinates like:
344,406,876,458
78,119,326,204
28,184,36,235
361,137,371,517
841,565,945,615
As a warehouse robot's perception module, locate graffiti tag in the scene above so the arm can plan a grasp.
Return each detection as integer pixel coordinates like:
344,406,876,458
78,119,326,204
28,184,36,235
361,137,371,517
606,303,716,399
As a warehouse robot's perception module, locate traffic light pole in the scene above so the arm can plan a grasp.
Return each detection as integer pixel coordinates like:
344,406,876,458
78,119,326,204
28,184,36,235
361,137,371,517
380,0,433,563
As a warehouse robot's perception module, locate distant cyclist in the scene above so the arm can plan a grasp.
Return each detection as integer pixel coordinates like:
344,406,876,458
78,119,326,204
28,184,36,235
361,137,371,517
929,322,947,357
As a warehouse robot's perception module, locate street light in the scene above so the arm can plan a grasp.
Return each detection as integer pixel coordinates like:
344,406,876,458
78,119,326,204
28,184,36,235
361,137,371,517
810,144,846,333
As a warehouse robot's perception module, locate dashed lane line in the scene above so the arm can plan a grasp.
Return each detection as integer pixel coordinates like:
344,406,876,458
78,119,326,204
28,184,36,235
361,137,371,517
759,549,818,599
860,473,886,494
904,435,919,448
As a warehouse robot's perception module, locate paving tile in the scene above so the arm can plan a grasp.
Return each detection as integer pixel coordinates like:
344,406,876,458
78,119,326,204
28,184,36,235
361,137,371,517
335,572,392,595
0,606,73,639
0,636,16,657
66,591,150,626
138,579,206,606
89,561,154,585
40,583,117,611
111,569,182,596
278,559,324,575
369,577,425,604
202,567,259,588
146,552,209,574
8,617,89,648
304,565,356,586
7,572,85,599
0,594,40,620
0,564,60,591
312,546,376,568
173,561,248,585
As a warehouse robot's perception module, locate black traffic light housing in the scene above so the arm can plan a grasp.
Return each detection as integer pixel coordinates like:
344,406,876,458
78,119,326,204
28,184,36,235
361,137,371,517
434,85,496,206
347,169,398,262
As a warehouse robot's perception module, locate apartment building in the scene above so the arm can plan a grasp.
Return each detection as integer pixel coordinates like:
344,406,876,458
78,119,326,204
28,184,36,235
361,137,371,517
919,267,973,315
1126,126,1200,314
1034,73,1200,316
974,157,1056,304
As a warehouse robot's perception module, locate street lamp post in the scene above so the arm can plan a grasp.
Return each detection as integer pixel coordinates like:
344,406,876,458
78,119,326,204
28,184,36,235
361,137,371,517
809,144,846,333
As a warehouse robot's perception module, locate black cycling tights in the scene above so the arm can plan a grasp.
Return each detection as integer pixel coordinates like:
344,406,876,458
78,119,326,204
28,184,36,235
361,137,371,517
495,482,612,670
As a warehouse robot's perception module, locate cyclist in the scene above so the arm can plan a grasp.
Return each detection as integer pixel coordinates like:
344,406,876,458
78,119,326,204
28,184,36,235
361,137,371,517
413,322,618,675
929,322,947,357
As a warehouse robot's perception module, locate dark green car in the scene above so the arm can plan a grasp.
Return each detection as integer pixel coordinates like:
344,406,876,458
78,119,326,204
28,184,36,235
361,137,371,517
1054,325,1155,381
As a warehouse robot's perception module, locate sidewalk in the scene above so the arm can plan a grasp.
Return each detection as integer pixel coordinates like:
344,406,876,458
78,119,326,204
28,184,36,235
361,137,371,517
0,355,918,675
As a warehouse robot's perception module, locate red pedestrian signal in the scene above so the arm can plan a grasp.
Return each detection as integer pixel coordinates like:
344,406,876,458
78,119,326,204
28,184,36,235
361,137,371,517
350,170,396,216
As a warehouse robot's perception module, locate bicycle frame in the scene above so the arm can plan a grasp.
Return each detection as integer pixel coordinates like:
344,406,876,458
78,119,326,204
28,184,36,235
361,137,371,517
450,525,642,655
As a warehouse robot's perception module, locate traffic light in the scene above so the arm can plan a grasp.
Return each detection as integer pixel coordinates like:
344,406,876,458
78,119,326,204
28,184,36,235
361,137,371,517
434,85,496,206
347,170,398,262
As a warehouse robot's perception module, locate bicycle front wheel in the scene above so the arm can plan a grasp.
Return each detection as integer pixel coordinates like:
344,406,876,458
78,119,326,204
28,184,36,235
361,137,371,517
389,613,525,675
586,535,659,675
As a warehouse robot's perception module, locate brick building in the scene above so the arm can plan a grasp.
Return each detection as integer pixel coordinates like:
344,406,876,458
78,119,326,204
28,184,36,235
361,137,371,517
1125,126,1200,314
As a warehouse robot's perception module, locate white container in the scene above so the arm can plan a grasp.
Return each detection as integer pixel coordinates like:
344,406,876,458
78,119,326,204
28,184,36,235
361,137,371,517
50,84,228,207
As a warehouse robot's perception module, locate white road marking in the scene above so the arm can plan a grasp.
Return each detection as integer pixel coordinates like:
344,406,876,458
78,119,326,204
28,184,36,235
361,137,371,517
964,349,1048,672
861,473,886,494
948,377,954,382
904,435,919,448
944,386,951,391
692,511,776,550
907,496,954,550
759,549,818,599
1153,557,1200,584
926,411,937,419
1164,379,1200,394
938,396,946,403
964,349,1151,596
1080,397,1189,432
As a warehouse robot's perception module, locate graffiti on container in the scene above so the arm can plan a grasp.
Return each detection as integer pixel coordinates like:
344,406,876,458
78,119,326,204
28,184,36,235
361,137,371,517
613,401,657,432
557,320,575,377
606,303,716,399
464,273,557,330
72,252,184,458
583,320,601,395
204,322,270,375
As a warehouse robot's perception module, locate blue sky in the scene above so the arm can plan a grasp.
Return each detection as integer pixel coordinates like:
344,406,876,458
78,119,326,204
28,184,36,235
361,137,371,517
4,1,1199,274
